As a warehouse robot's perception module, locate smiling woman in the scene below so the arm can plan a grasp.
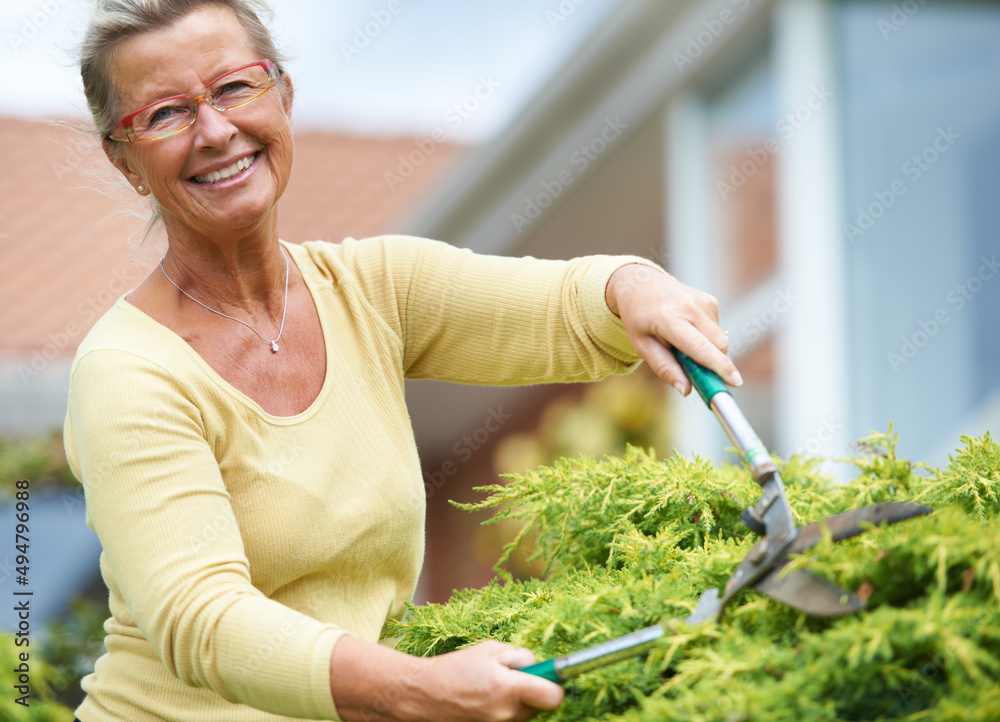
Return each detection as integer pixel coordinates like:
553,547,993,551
64,1,740,721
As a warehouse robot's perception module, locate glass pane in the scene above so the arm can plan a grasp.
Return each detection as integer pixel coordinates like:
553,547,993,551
837,1,1000,459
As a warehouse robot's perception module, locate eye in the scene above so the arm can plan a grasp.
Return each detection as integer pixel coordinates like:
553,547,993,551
145,104,189,127
218,80,253,94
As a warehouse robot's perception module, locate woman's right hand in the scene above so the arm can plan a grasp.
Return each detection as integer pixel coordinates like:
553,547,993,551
330,637,564,721
410,640,564,721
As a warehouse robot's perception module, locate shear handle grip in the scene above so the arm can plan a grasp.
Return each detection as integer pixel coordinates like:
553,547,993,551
519,658,562,684
671,349,730,407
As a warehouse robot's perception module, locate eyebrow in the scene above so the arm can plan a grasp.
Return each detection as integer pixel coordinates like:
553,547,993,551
128,62,243,109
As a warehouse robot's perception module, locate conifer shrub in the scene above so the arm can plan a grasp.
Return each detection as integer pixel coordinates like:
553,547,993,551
386,430,1000,720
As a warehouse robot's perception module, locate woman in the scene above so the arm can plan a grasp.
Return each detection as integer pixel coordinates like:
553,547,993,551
66,1,741,720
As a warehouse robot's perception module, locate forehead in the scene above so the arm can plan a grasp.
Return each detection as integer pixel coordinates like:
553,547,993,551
110,4,258,109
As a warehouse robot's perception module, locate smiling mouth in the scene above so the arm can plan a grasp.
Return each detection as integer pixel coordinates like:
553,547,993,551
191,152,260,184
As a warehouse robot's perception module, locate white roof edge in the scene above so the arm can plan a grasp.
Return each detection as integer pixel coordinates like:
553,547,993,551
400,0,774,253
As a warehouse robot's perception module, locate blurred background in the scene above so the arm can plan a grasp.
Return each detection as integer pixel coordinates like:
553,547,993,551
1,0,999,712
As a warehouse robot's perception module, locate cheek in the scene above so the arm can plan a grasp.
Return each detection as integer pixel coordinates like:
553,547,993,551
261,96,294,150
135,146,189,185
262,122,294,174
266,113,294,149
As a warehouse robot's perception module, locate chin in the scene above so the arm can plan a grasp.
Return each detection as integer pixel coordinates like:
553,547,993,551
194,189,280,233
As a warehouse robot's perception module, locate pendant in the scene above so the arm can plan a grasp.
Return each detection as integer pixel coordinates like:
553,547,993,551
271,342,279,352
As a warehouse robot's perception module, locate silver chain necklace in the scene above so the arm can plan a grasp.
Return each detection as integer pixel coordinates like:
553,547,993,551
159,249,290,353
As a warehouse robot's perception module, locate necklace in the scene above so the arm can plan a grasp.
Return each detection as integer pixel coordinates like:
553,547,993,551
159,249,290,353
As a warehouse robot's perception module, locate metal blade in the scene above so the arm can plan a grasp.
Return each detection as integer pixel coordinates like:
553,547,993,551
785,502,932,556
754,568,865,616
684,587,721,624
750,502,931,617
683,504,931,624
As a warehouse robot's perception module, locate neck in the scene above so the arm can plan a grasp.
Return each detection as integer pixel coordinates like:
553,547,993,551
160,213,288,317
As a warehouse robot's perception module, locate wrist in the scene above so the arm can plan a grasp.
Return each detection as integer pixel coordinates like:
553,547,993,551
329,636,431,722
606,262,667,317
390,656,435,722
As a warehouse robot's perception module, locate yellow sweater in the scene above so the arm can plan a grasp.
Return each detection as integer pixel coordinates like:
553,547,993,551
64,236,655,721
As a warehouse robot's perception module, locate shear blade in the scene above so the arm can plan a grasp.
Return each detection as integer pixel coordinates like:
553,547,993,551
754,568,864,617
751,502,931,617
685,587,721,625
788,502,933,554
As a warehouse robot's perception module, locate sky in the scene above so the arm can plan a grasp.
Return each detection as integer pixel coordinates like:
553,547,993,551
1,0,621,143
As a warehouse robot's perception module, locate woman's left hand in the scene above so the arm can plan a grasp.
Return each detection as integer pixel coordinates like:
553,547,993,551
606,263,742,396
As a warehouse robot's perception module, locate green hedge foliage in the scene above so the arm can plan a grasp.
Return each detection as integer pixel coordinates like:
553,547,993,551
386,430,1000,721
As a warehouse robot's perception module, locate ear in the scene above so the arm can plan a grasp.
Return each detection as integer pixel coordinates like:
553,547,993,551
279,72,295,114
102,138,146,193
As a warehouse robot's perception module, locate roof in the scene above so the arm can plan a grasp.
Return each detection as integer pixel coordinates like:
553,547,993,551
0,116,462,355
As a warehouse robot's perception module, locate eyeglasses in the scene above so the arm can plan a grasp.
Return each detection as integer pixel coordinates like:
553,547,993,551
108,59,278,143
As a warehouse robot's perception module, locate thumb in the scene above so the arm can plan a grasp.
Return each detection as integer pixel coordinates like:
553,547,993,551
497,646,538,671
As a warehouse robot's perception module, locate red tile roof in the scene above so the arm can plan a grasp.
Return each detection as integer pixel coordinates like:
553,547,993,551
0,116,462,355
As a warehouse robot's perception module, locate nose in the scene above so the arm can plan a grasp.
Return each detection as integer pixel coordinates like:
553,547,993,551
190,98,238,150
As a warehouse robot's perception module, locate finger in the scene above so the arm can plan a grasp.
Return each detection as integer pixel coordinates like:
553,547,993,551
699,292,721,325
513,674,564,712
631,334,690,396
669,325,742,387
501,647,564,712
700,318,730,357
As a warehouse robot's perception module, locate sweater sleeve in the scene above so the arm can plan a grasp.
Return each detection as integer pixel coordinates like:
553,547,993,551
322,236,666,385
64,348,345,721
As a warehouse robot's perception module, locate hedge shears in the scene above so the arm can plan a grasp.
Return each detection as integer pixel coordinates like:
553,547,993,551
520,350,931,684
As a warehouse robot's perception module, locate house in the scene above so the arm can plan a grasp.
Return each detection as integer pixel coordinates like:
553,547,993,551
396,0,1000,598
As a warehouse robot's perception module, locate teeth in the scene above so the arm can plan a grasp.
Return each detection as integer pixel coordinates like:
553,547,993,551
194,154,255,184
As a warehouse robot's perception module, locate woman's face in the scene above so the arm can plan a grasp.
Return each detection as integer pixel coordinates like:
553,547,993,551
106,5,294,239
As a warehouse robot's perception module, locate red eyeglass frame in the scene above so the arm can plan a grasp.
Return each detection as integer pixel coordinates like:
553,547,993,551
108,59,278,143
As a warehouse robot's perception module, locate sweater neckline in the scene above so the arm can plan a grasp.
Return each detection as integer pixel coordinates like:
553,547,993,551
117,240,335,424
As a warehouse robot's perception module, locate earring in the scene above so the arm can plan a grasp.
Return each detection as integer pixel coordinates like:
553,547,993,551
137,185,145,193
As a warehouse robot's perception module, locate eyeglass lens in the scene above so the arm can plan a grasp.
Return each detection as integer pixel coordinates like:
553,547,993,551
131,64,273,140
